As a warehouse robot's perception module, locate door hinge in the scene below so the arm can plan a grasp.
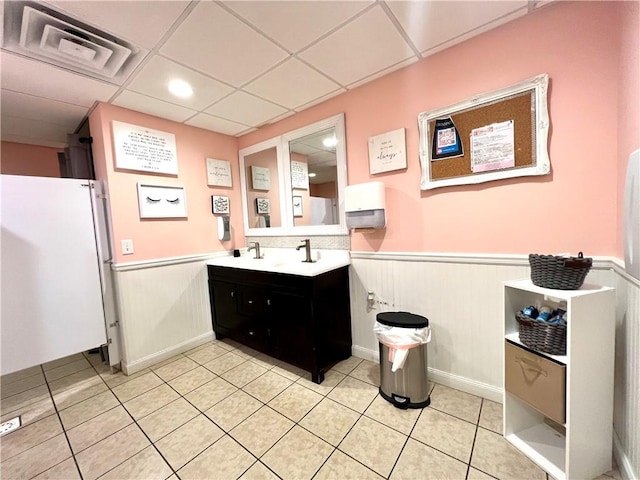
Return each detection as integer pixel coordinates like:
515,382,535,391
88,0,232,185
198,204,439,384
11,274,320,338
109,322,118,328
107,338,113,345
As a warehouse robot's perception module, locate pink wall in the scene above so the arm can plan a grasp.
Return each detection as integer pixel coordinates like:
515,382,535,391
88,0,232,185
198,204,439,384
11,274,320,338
616,1,640,258
89,103,240,263
240,1,628,256
1,141,61,177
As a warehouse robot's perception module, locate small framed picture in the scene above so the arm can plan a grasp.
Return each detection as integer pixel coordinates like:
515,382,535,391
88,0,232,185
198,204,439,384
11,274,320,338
211,195,229,214
255,197,270,215
292,195,303,217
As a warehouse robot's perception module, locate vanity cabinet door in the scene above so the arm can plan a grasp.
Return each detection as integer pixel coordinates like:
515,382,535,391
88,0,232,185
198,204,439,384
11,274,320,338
209,280,237,334
269,288,314,373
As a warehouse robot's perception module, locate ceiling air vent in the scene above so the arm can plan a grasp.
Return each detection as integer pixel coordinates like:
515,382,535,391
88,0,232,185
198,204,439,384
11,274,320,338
19,6,131,78
2,1,146,85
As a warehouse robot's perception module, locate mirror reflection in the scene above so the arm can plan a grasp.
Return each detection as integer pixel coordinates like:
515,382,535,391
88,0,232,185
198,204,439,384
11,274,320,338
243,146,281,229
289,127,339,227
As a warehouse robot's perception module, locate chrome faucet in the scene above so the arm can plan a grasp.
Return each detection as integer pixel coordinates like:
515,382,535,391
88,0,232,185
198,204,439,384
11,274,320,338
296,239,314,263
247,242,262,259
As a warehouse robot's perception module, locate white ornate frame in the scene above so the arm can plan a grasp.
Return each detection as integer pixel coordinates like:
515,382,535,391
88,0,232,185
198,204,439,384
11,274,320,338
418,73,550,190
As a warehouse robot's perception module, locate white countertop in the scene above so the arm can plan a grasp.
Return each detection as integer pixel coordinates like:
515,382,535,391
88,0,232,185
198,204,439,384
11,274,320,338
206,248,351,277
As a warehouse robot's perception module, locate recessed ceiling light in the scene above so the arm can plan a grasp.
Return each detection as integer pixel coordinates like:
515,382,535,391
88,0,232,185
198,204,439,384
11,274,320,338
308,172,317,178
322,136,337,148
168,79,193,98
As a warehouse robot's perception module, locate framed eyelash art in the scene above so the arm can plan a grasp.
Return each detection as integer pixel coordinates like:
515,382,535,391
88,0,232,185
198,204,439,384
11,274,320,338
137,183,187,219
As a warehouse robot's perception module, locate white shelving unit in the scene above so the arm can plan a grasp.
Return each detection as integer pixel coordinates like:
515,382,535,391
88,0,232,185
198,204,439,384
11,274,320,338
503,279,615,480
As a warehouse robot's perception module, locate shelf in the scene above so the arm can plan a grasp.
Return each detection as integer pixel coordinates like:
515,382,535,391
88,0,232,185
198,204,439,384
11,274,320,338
506,423,566,480
505,332,567,365
504,279,613,299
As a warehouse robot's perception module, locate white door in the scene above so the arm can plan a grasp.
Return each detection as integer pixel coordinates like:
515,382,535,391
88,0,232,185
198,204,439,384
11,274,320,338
1,175,107,375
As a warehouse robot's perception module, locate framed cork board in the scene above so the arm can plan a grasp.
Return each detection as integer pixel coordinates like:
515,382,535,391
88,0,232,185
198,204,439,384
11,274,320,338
418,74,550,190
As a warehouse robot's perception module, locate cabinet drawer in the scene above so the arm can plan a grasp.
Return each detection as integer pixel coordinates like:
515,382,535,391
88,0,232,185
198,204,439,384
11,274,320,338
505,340,566,424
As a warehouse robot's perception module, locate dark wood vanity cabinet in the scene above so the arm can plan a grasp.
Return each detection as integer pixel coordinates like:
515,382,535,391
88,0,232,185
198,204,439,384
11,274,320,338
207,265,352,383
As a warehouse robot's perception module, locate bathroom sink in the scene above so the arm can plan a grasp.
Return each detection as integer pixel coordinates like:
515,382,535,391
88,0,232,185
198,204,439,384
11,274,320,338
206,248,350,277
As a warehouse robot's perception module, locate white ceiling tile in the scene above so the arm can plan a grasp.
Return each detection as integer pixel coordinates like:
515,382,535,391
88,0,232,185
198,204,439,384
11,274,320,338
112,90,197,123
185,113,249,136
420,8,528,57
127,55,234,110
205,91,288,127
160,2,289,87
244,58,341,109
0,52,118,107
299,5,415,86
346,57,419,90
1,90,88,127
387,1,528,53
0,115,71,144
43,1,192,49
293,88,347,113
224,1,373,53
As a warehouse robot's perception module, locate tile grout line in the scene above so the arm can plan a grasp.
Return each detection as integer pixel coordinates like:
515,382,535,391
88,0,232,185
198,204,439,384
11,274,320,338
40,363,85,480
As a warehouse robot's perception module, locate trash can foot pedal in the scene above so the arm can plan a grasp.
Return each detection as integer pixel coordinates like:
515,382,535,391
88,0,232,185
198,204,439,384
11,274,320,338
379,388,431,409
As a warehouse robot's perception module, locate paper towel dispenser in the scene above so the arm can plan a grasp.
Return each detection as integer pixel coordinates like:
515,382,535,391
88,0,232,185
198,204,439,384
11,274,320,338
345,181,386,229
624,148,639,280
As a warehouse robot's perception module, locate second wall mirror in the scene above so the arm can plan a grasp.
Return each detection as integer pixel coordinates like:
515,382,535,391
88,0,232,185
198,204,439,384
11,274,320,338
239,113,348,237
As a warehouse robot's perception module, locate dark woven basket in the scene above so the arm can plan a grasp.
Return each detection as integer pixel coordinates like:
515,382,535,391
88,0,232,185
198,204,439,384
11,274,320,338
516,312,566,355
529,252,592,290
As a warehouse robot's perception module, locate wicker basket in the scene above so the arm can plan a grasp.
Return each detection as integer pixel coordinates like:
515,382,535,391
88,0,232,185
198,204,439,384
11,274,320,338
516,312,566,355
529,252,592,290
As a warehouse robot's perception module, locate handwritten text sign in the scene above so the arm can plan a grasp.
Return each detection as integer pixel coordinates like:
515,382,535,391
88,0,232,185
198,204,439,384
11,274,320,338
291,160,309,189
206,158,232,187
368,128,407,174
113,121,178,175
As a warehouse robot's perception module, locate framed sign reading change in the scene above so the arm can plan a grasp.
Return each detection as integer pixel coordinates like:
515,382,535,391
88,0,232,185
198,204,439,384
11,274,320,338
418,74,550,190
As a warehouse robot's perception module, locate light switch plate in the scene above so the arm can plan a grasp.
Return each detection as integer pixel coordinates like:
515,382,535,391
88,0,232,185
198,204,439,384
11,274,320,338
121,239,134,255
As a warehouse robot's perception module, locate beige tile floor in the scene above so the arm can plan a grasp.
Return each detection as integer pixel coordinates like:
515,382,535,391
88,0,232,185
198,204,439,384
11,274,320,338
0,339,622,480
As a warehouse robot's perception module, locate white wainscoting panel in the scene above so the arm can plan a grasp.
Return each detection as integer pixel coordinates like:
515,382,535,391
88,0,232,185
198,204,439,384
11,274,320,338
113,256,214,374
349,252,615,403
613,271,640,480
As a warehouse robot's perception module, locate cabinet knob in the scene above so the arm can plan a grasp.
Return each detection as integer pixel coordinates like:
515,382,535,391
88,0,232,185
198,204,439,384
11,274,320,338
230,291,234,297
248,331,255,336
248,300,254,304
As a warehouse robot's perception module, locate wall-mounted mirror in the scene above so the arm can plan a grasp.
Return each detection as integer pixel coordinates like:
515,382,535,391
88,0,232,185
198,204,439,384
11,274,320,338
239,113,348,237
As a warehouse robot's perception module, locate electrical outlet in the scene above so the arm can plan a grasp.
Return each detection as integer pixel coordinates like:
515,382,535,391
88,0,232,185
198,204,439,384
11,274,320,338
121,239,134,255
1,416,21,436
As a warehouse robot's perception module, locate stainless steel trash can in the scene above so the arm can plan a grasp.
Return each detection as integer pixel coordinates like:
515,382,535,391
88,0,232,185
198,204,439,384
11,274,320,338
378,312,430,409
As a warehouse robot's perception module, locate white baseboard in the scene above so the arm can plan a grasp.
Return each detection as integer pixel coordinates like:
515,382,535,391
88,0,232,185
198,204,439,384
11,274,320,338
122,331,214,375
351,346,503,403
614,429,638,480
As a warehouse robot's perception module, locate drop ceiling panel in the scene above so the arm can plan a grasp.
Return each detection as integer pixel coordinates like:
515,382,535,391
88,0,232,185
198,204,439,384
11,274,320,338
0,52,118,107
224,1,373,53
160,1,289,87
421,8,528,57
127,55,234,110
244,58,342,109
205,91,288,127
185,113,249,136
387,0,528,53
1,115,72,144
299,5,416,86
1,90,87,127
43,0,192,49
112,90,197,123
347,56,419,89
